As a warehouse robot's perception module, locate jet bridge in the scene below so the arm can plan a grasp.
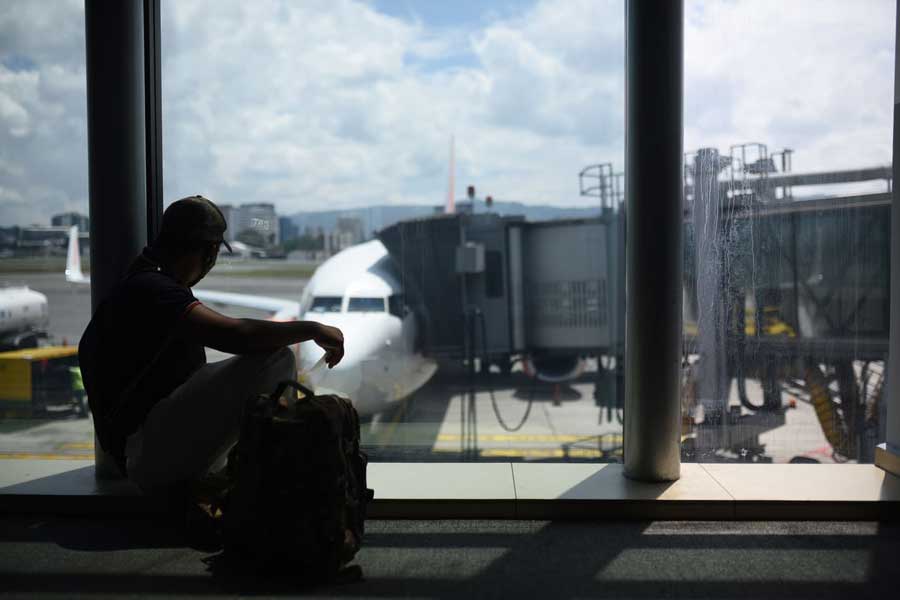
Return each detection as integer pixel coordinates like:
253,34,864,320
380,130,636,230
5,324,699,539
376,209,625,369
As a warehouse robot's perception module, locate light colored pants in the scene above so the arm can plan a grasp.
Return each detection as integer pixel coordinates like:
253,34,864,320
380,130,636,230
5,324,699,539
125,347,296,492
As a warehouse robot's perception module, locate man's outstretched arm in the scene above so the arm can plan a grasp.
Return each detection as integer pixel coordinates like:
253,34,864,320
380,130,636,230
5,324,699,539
181,304,344,366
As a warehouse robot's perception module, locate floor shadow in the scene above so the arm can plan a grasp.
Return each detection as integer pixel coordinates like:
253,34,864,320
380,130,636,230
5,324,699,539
1,513,187,551
0,519,897,598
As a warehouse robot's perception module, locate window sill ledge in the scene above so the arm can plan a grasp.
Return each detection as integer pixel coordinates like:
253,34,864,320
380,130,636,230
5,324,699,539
1,459,898,520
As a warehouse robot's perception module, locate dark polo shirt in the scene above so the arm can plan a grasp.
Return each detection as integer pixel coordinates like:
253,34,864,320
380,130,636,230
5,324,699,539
79,249,206,469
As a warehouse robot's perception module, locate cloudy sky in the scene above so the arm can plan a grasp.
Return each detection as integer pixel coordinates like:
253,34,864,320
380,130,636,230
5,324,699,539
0,0,894,226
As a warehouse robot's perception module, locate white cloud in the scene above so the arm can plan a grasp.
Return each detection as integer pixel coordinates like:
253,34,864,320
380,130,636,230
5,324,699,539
160,0,625,214
0,90,30,137
0,0,895,226
0,0,87,227
684,0,895,173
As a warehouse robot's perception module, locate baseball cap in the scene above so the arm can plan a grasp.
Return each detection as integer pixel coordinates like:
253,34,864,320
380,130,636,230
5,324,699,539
159,195,232,252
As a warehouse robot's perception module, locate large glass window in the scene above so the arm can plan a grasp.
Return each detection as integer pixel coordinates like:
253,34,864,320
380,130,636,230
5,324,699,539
681,0,894,464
159,0,895,467
162,0,626,462
3,0,888,471
0,2,92,458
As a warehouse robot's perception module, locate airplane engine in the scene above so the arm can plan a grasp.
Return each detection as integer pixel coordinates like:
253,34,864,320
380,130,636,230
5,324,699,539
522,355,585,383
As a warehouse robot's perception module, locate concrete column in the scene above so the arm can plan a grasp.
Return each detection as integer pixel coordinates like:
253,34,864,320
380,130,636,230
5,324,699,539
623,0,684,482
876,0,900,476
85,0,148,479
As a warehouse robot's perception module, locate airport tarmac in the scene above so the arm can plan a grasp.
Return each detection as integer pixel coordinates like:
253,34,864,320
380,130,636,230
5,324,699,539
0,268,843,465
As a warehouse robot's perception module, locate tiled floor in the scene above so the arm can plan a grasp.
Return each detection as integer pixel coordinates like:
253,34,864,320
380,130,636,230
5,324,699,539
1,459,899,519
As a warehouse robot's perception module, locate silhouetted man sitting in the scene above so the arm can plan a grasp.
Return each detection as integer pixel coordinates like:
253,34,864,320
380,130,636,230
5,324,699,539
79,195,344,494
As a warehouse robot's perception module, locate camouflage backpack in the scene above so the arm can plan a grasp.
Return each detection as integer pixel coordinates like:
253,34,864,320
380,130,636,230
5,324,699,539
223,380,374,580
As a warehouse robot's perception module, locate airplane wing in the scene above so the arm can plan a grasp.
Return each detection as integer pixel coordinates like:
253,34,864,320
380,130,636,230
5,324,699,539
192,289,300,321
64,226,300,321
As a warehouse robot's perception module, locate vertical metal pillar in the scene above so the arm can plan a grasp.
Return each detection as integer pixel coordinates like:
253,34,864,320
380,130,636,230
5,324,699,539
875,0,900,476
624,0,683,482
85,0,148,479
144,0,164,242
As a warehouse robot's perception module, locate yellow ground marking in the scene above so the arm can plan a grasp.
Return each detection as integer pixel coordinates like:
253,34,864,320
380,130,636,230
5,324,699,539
0,453,93,460
58,441,94,450
432,447,623,459
436,433,623,444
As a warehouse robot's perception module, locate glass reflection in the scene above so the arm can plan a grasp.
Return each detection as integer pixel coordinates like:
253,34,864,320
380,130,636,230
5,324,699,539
681,144,890,464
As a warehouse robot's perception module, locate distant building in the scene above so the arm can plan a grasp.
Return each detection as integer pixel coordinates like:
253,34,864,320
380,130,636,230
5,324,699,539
233,203,279,247
326,230,357,256
51,212,90,231
17,226,75,257
279,216,299,244
10,226,90,257
336,216,364,243
216,203,281,247
325,216,365,256
0,226,20,250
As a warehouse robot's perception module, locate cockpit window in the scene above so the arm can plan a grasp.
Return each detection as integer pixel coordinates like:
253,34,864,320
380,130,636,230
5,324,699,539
310,296,343,313
347,297,386,313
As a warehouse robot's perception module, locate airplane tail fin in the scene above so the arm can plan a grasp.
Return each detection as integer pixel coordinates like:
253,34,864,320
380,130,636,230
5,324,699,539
65,225,87,283
446,135,455,214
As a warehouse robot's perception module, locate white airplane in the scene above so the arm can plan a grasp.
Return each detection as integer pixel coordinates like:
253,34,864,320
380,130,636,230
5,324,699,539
64,226,436,416
0,285,49,351
296,239,437,416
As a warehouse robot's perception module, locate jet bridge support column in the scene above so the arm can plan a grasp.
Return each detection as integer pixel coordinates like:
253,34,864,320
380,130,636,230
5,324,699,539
875,0,900,477
85,1,150,479
623,0,683,482
692,149,730,457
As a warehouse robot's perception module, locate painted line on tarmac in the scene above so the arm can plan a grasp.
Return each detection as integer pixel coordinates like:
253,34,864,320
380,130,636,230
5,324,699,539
58,442,94,450
0,453,93,460
436,433,623,443
431,447,624,459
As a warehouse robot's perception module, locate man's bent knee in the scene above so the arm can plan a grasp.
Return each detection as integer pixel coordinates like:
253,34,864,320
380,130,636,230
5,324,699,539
271,346,296,377
254,346,296,385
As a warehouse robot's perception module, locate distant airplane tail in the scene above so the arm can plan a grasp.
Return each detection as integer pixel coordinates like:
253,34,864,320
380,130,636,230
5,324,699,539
65,226,88,284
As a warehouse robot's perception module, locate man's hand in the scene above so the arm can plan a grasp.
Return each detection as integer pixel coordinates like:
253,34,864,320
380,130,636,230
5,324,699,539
315,323,344,368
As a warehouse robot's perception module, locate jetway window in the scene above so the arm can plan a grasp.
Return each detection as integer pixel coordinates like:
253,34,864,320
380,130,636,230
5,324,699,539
310,297,343,313
348,298,386,313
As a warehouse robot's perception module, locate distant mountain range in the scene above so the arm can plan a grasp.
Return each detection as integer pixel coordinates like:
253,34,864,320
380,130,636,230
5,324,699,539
289,199,604,235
